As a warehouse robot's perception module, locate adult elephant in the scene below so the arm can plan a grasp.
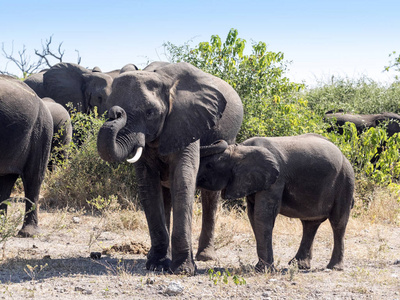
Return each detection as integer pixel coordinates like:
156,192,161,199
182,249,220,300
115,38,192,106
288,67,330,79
325,111,400,136
42,97,73,169
24,62,113,114
0,75,53,237
97,62,243,275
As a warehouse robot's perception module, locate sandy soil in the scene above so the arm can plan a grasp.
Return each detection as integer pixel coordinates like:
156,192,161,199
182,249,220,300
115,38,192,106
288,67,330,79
0,206,399,299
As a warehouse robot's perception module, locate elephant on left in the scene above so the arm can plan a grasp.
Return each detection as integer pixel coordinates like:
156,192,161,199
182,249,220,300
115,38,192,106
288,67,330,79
24,62,113,114
0,75,53,237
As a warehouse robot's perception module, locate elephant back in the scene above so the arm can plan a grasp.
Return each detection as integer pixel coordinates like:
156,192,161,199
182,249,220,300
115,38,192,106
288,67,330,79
24,70,47,98
43,62,87,111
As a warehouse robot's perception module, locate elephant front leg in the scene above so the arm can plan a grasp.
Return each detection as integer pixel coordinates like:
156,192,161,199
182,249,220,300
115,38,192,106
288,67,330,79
169,141,200,275
135,162,171,272
196,189,219,261
290,219,324,269
251,191,280,273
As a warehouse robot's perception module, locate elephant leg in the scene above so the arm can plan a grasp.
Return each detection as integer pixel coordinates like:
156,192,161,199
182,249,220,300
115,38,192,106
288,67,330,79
169,141,200,275
290,219,325,269
163,186,172,235
18,169,47,237
327,212,350,270
196,189,219,261
0,174,19,213
326,187,352,270
136,162,170,272
252,191,280,273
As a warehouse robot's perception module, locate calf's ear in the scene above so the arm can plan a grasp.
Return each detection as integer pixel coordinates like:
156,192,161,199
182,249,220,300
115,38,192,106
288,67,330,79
223,146,280,200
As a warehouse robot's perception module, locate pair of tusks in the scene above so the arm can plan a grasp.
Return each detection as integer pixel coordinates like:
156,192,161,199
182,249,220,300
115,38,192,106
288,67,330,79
126,147,143,163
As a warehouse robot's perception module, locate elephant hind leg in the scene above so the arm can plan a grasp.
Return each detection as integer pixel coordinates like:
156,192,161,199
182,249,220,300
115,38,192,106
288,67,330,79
326,216,350,270
291,219,325,269
0,174,19,212
196,189,220,261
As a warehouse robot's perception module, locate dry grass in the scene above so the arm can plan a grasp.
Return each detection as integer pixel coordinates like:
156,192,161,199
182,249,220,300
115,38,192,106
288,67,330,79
0,189,399,299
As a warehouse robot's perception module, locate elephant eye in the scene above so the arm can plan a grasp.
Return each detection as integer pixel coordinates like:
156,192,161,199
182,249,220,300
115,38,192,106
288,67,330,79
146,109,155,119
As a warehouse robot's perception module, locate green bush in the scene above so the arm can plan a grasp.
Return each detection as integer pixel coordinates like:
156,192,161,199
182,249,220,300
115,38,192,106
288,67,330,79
164,28,325,141
305,76,400,115
324,122,400,185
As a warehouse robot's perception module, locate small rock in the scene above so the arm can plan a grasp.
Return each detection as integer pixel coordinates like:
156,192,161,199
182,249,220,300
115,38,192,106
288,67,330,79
164,281,184,296
394,260,400,265
72,216,80,223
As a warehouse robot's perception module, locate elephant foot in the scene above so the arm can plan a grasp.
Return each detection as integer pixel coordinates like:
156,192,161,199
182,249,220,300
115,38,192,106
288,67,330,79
290,257,311,270
18,224,40,237
146,256,171,272
326,260,343,271
255,261,277,273
196,246,217,261
170,257,197,276
146,247,171,272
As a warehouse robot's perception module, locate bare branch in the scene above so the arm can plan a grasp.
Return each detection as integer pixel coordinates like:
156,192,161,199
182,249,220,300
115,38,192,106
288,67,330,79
2,41,44,78
34,35,66,68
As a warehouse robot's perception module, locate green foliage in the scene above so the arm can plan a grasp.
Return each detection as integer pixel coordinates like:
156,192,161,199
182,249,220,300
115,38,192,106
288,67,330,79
207,268,246,286
164,28,318,142
324,123,400,186
385,51,400,80
305,76,400,115
44,109,139,210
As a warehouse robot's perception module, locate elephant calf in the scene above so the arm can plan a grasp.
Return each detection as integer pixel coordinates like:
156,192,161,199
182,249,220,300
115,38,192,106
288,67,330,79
197,133,355,272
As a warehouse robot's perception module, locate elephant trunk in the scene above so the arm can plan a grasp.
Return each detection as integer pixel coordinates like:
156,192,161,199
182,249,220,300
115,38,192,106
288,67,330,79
200,140,229,157
97,106,144,163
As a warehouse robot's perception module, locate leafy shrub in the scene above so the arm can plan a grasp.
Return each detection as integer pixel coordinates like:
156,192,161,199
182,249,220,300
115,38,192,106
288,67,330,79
305,76,400,115
43,109,139,210
324,122,400,185
164,28,324,141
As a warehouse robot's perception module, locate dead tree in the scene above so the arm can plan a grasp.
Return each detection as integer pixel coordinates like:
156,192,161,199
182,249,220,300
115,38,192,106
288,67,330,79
1,35,82,78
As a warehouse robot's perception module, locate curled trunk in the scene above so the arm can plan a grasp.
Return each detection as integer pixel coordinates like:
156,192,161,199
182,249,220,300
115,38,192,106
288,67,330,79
97,106,144,163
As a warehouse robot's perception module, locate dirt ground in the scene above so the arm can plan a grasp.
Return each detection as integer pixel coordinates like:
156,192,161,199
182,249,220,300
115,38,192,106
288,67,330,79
0,204,399,299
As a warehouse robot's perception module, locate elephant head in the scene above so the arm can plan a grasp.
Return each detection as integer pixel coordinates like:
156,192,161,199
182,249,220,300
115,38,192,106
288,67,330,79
97,62,227,163
43,62,113,114
198,141,280,199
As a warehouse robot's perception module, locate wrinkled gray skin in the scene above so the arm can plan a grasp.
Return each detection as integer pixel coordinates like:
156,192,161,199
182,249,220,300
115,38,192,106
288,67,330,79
24,63,113,114
97,62,243,275
325,111,400,136
197,134,355,272
42,97,73,169
0,75,53,237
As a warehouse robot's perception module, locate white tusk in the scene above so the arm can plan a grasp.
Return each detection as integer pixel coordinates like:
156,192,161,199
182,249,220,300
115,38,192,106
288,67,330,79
126,147,143,164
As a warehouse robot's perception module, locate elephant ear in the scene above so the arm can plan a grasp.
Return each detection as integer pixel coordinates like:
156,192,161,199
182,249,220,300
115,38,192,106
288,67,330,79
223,146,280,200
43,63,88,111
157,62,227,155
